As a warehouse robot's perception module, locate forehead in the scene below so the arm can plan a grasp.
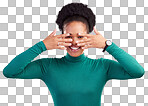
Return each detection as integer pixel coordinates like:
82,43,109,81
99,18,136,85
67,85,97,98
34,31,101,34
63,21,87,33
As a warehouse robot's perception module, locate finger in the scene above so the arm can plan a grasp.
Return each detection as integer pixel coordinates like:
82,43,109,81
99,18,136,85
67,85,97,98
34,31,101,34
58,38,73,42
93,26,99,35
57,45,67,50
57,33,70,38
53,29,57,36
78,33,91,37
76,38,91,43
93,27,101,35
64,30,66,34
50,29,56,37
77,42,92,47
81,44,92,49
57,42,72,47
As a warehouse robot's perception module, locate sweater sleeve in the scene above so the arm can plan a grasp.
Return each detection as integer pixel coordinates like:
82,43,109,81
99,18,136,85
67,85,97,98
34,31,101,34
3,41,49,80
101,42,145,81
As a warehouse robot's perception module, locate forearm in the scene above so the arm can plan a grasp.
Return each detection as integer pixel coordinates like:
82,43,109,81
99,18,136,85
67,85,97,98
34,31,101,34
3,41,47,77
105,42,145,78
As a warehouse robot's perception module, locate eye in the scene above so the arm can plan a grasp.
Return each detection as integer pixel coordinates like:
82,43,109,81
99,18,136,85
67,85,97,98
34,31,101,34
65,36,71,38
78,36,83,38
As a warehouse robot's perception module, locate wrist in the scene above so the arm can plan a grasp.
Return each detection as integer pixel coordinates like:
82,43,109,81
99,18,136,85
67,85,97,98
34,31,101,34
42,40,48,50
102,39,107,49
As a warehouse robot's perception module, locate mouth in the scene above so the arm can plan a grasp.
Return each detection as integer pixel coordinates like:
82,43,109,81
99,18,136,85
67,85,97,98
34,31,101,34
68,46,81,52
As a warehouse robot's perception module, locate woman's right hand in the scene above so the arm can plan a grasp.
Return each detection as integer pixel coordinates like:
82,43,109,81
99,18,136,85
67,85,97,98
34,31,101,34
43,29,72,50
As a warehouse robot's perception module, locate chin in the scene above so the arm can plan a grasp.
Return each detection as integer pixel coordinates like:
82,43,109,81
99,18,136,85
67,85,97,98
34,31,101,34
66,46,84,57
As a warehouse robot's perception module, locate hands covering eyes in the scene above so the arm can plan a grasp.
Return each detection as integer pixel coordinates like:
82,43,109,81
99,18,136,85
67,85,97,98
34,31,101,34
69,27,107,49
42,27,107,50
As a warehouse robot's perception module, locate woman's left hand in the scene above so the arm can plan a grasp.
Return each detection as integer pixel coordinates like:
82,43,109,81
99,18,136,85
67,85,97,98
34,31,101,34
77,27,107,49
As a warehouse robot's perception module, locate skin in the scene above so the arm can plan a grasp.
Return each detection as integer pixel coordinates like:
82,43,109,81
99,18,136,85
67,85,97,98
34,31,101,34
63,21,88,57
42,21,107,55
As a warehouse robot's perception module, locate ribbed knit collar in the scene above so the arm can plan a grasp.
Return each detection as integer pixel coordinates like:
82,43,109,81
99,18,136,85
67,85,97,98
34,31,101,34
63,52,87,63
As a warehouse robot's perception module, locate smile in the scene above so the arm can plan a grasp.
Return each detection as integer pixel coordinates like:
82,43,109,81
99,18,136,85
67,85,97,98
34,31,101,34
69,46,81,52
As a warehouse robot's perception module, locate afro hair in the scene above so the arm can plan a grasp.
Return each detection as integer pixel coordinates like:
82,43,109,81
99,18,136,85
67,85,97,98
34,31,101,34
55,2,96,34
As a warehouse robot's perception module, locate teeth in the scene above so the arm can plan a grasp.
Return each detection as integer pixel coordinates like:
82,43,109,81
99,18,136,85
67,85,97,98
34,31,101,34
71,47,79,50
70,47,80,50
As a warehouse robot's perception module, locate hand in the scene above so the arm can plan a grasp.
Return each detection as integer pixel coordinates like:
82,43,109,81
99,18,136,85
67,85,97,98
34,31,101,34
43,29,72,50
76,27,107,49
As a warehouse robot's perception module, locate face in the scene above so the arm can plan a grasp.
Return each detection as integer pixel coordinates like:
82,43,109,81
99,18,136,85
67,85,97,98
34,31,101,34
63,21,88,57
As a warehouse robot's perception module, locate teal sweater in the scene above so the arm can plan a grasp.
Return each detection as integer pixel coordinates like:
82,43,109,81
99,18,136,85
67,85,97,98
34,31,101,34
3,41,145,106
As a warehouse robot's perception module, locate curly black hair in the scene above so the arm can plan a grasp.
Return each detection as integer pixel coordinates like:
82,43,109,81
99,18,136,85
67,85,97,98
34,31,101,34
55,2,96,34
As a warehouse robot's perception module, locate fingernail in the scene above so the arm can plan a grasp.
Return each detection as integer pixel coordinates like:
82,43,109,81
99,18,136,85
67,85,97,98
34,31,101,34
66,33,70,36
76,41,79,43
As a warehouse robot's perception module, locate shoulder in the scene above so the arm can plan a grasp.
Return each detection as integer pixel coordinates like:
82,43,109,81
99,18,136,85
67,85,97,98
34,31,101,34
32,57,56,68
34,58,53,63
98,58,115,71
98,57,113,64
38,57,65,64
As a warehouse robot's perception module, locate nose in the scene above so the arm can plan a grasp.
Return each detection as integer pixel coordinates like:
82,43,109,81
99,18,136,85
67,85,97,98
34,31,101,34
71,37,79,45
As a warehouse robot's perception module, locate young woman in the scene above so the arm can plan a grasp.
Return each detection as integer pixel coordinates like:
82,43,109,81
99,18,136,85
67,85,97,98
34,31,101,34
3,2,145,106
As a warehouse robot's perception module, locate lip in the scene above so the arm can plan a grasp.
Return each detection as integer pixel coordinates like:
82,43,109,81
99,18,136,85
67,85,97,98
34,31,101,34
69,46,81,52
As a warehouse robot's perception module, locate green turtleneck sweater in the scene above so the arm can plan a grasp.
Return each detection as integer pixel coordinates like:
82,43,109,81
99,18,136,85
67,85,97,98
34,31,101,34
3,41,145,106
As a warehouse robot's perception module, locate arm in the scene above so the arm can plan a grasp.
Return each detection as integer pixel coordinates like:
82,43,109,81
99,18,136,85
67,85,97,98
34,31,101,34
3,41,49,79
101,42,145,81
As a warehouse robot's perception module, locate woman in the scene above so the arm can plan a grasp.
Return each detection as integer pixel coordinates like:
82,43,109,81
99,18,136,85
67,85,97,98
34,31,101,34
3,2,145,106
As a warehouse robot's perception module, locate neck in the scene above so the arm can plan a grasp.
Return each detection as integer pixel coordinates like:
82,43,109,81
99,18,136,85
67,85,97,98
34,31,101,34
63,52,87,63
